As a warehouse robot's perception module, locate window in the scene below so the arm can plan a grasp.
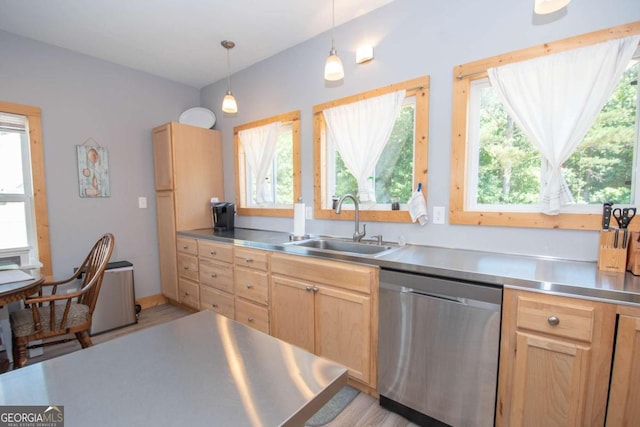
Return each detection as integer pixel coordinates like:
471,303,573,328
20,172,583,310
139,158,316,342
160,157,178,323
234,111,301,217
450,22,640,230
313,76,429,222
0,101,51,275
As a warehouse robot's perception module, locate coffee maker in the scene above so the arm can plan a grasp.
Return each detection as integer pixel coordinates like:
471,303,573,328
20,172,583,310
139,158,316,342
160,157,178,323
212,202,235,231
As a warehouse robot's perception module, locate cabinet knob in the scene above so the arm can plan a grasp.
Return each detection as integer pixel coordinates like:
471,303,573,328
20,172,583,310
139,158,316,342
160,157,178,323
245,258,253,264
246,283,253,289
184,292,190,296
247,317,254,322
183,266,189,270
312,287,319,293
547,315,560,326
212,303,218,308
183,245,188,250
210,273,217,278
306,286,313,292
210,250,216,255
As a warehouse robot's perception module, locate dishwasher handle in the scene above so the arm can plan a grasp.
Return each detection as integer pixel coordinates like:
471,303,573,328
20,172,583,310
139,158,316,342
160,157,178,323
405,289,465,304
402,287,501,311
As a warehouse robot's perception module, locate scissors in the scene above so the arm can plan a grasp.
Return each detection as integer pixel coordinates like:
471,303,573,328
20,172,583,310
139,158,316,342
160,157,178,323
613,207,636,229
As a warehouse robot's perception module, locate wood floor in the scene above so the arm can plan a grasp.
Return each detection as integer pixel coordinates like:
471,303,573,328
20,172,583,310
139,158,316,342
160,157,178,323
1,303,417,427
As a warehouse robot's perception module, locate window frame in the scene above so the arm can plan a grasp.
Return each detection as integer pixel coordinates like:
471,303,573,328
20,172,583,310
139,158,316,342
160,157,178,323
234,110,301,218
0,100,52,277
313,75,430,223
449,21,640,231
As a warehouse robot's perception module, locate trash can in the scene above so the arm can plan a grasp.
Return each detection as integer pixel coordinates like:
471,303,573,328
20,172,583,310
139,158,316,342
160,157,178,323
88,261,138,335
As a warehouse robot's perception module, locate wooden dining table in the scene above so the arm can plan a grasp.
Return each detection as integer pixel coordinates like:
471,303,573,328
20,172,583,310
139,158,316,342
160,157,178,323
0,270,44,372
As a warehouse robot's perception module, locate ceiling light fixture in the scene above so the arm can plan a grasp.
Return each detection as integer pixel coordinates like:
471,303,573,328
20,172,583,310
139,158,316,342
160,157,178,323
534,0,571,14
324,0,344,81
221,40,238,114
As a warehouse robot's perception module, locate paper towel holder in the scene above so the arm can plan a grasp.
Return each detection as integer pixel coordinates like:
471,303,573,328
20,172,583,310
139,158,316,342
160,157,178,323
291,196,310,241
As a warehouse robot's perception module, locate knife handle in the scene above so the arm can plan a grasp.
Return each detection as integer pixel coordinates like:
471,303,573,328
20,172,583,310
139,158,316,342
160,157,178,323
602,203,613,230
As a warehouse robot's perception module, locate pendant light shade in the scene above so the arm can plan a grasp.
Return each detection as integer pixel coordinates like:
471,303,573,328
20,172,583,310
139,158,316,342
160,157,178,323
324,48,344,81
221,40,238,114
324,0,344,81
222,90,238,114
534,0,571,14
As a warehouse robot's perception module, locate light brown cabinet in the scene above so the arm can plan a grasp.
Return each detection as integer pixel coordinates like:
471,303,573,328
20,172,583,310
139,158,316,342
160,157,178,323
496,289,618,427
606,309,640,426
152,122,224,302
176,237,199,310
270,252,378,390
233,247,270,334
198,239,235,317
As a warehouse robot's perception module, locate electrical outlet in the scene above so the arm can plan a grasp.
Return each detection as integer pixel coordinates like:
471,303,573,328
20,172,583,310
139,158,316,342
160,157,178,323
138,197,147,209
433,206,445,224
305,206,313,219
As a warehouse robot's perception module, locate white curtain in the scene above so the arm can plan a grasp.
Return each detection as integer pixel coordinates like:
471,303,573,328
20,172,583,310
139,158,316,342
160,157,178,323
487,35,640,215
323,90,406,205
239,122,281,204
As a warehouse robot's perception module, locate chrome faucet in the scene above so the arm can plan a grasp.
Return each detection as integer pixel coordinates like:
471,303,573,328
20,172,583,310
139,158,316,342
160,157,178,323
334,194,366,242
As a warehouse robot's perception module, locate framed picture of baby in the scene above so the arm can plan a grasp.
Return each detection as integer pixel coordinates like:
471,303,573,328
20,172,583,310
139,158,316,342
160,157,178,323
76,145,111,198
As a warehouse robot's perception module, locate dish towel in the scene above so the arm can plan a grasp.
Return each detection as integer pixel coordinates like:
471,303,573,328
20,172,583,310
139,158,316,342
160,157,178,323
408,183,428,226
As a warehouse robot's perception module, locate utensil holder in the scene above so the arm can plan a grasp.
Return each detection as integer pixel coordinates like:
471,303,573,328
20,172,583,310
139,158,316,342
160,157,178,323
626,231,640,275
597,230,628,272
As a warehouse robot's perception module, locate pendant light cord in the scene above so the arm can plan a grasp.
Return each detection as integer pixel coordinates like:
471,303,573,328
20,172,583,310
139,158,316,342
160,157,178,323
331,0,336,50
226,48,231,91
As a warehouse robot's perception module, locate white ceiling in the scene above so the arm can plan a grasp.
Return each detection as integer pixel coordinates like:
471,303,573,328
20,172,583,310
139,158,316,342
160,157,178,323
0,0,396,89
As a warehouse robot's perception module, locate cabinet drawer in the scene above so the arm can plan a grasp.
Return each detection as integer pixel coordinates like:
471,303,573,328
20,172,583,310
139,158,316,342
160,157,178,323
234,247,269,271
177,237,198,255
271,253,373,294
516,294,595,342
178,278,199,309
199,259,234,293
198,240,233,263
234,268,269,305
235,298,269,334
177,253,198,281
200,286,234,319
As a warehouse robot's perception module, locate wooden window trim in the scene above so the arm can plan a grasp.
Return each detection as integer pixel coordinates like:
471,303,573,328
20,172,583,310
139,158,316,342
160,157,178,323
312,75,430,223
450,21,640,231
0,100,52,277
234,110,301,218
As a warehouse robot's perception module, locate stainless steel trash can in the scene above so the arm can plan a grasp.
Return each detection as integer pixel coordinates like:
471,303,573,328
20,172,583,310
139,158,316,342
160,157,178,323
89,261,137,335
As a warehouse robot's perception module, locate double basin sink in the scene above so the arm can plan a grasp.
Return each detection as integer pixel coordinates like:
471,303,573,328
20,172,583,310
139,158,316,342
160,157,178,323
284,236,400,258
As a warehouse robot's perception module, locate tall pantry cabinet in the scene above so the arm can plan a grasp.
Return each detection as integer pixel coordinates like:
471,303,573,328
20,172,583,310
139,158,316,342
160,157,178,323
152,122,224,303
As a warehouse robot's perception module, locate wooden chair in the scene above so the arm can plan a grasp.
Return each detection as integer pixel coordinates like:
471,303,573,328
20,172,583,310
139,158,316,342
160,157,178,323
10,233,114,368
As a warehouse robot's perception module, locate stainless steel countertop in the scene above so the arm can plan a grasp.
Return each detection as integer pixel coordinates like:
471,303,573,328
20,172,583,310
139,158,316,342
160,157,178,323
180,228,640,306
0,310,347,427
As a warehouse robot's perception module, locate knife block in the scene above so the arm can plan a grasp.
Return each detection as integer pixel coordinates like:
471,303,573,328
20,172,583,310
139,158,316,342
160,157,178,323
597,230,628,272
626,232,640,275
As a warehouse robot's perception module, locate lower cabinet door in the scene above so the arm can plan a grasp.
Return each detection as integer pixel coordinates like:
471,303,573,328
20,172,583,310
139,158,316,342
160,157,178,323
606,314,640,426
509,332,590,426
315,285,371,385
271,276,315,354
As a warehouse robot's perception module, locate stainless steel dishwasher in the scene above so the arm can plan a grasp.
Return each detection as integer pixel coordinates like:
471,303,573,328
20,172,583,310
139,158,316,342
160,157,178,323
378,268,502,427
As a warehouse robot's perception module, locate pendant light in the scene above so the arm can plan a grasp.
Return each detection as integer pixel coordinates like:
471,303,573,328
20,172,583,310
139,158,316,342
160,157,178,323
324,0,344,81
534,0,571,14
221,40,238,114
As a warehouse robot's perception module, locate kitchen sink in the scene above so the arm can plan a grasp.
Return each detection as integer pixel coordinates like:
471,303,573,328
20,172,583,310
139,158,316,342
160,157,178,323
285,237,400,257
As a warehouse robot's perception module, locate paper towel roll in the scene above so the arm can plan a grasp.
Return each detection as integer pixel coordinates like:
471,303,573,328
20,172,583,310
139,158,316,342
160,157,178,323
293,203,306,236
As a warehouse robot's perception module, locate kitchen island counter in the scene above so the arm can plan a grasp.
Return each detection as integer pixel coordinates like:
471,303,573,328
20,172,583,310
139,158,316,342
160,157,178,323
180,227,640,306
0,310,347,427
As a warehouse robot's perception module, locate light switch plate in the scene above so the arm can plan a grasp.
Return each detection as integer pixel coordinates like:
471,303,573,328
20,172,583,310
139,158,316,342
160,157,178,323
305,206,313,219
138,197,147,209
433,206,445,224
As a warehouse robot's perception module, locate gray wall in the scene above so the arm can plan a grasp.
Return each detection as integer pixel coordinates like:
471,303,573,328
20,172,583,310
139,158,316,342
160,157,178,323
201,0,640,262
0,30,200,297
